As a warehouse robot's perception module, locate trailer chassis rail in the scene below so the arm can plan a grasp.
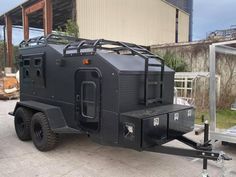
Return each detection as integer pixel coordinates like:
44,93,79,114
146,143,231,161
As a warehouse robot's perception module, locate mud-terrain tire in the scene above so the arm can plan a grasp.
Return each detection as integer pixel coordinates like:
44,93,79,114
31,112,58,151
14,107,33,141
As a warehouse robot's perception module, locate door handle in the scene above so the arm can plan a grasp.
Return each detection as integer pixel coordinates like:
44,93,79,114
76,94,80,101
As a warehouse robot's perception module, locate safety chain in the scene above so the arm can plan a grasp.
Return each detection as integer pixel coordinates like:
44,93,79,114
217,151,229,177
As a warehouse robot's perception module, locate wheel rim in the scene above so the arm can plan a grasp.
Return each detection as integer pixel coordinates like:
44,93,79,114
34,122,44,142
16,116,25,134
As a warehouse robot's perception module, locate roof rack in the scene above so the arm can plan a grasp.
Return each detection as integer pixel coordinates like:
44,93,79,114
63,39,165,106
19,34,78,48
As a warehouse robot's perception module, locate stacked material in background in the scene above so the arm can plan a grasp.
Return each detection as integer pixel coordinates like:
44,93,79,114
0,71,19,100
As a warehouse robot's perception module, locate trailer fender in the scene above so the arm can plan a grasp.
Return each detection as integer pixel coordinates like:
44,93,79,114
12,101,67,131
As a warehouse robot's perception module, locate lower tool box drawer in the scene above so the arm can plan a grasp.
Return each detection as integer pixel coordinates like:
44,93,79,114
168,108,195,137
142,114,168,148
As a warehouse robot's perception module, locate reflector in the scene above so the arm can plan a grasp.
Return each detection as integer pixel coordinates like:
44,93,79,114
83,59,90,65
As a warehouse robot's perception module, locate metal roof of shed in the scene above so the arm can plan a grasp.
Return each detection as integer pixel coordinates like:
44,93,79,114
0,0,74,29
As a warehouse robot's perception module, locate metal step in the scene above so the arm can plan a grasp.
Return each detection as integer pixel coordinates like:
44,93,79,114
130,47,147,52
143,54,157,58
148,81,158,85
148,64,162,67
147,98,162,104
148,81,163,85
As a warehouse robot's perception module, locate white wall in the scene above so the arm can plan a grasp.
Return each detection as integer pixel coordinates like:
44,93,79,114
76,0,189,46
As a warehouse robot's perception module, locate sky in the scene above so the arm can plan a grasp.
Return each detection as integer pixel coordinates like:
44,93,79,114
0,0,43,44
192,0,236,40
0,0,25,14
0,0,236,43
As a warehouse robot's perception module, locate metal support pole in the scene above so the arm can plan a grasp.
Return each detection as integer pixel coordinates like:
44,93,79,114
203,121,209,171
209,45,216,132
5,15,13,67
22,6,29,40
44,0,53,35
3,25,7,68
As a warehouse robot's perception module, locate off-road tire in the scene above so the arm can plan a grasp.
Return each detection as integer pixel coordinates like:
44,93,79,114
14,107,33,141
31,112,58,151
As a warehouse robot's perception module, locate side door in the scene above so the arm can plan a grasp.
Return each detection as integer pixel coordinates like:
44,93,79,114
75,69,101,132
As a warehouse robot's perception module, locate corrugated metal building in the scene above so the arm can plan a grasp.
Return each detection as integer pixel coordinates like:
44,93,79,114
0,0,191,67
0,0,191,46
76,0,190,46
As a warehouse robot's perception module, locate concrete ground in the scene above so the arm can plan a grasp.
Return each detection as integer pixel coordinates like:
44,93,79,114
0,100,235,177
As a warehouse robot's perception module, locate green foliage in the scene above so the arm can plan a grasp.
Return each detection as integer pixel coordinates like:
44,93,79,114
13,45,19,69
56,19,79,38
195,109,236,129
162,51,188,72
0,40,19,70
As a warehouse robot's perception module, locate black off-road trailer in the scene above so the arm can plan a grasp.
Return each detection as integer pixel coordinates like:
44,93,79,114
10,34,231,174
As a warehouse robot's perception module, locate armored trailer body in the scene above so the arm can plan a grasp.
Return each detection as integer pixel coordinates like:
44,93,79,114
12,35,194,151
10,35,231,172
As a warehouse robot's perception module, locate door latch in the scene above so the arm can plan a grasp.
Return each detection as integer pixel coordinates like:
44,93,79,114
76,94,80,101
